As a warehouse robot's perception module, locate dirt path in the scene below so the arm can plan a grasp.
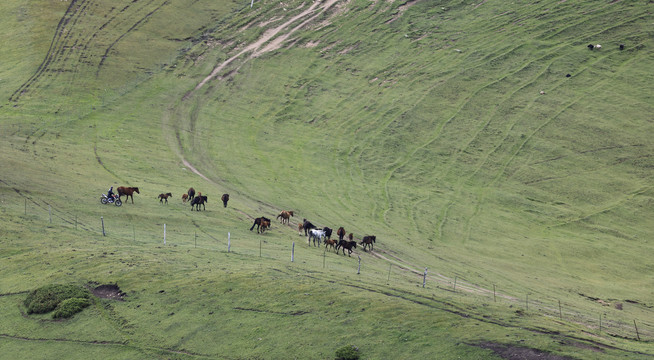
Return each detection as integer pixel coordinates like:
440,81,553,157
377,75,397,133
172,0,535,300
173,0,341,218
192,0,340,92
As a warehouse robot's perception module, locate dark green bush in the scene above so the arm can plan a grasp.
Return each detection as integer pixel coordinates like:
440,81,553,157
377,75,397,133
335,345,360,360
53,297,92,319
24,284,91,315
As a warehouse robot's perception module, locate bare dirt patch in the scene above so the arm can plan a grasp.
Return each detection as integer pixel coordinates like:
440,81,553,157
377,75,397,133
478,342,573,360
92,284,125,301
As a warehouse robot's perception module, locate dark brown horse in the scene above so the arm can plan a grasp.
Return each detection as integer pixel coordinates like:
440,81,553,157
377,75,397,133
117,186,139,204
190,194,207,211
250,217,271,234
221,194,230,208
181,193,189,203
336,240,357,256
187,187,196,201
158,193,172,204
336,227,346,241
360,235,376,251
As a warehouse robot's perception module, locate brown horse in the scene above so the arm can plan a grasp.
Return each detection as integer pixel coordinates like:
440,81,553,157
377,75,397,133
221,194,229,208
181,193,189,203
324,238,338,251
276,210,294,224
117,186,139,204
298,223,304,236
158,193,172,204
336,227,346,241
187,187,196,201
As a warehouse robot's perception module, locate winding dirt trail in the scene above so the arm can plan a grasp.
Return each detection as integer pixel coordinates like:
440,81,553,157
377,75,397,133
173,0,551,303
178,0,340,185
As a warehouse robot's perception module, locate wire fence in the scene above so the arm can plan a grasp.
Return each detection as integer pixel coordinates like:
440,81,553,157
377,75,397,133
1,187,652,343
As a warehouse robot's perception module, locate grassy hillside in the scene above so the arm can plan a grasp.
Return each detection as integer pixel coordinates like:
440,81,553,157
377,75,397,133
1,0,653,359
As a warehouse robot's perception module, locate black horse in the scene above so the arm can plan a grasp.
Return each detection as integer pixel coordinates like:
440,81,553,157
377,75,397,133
302,219,317,236
190,195,207,211
323,227,333,240
221,194,229,208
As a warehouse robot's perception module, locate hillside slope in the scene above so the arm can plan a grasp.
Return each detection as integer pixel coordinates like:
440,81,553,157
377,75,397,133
1,0,653,359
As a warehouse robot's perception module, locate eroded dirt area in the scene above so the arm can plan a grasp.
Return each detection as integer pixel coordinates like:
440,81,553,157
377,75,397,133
478,342,573,360
92,284,125,301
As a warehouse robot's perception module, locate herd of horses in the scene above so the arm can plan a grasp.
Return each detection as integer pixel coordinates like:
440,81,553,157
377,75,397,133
109,186,376,256
114,186,230,211
252,214,377,256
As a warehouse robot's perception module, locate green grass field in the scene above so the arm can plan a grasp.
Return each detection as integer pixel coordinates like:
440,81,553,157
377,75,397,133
1,0,653,359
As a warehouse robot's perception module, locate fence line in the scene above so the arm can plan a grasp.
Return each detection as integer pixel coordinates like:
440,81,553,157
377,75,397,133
2,192,652,342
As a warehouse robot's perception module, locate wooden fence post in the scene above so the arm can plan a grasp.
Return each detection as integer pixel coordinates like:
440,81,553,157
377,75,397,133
357,256,361,274
526,294,529,311
49,205,52,223
423,268,428,288
387,264,392,283
163,224,166,245
634,320,640,341
291,242,295,262
227,232,231,252
101,217,105,236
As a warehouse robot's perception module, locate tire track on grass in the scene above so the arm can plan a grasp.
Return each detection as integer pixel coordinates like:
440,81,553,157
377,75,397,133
96,0,169,77
9,0,91,102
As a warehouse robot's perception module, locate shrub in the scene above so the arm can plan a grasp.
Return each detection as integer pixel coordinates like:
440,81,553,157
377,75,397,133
24,284,91,315
335,345,360,360
53,297,92,319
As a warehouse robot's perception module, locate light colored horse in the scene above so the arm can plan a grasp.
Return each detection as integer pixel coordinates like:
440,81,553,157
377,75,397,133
308,229,325,247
